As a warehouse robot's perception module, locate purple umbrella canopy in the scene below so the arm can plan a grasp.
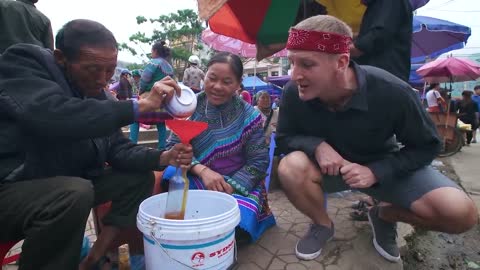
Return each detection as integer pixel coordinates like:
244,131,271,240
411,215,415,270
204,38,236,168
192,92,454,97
412,16,471,63
411,0,430,10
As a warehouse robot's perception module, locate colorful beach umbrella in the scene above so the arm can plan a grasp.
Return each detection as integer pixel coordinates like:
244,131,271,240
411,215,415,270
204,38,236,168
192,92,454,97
206,0,301,60
201,0,430,60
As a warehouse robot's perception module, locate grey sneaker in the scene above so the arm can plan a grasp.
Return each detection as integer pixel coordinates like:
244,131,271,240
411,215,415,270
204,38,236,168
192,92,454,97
295,223,334,260
368,206,401,262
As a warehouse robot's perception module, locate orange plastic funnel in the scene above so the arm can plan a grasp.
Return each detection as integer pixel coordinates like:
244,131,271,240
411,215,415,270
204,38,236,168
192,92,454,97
165,119,208,144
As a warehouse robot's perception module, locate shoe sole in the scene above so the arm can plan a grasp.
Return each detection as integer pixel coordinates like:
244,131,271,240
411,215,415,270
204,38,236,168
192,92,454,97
295,236,333,261
367,211,401,263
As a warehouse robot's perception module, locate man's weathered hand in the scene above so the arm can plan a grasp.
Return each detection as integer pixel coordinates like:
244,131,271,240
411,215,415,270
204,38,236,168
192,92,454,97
165,143,193,169
199,168,232,193
340,163,377,189
315,142,344,176
138,76,181,112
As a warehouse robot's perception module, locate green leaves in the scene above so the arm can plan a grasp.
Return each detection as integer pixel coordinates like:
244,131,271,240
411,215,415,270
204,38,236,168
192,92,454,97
120,9,205,79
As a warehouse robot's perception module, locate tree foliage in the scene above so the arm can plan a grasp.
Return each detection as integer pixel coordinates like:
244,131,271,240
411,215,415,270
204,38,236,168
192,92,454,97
119,9,205,79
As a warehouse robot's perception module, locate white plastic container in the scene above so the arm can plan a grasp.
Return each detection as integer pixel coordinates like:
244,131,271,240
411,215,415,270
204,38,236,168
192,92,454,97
165,83,197,119
137,190,241,270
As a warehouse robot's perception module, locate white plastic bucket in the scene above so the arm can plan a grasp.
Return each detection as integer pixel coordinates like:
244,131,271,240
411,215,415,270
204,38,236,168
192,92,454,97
137,190,241,270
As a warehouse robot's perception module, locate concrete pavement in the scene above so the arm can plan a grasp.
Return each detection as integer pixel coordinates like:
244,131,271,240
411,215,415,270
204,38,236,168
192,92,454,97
8,137,480,269
449,136,480,213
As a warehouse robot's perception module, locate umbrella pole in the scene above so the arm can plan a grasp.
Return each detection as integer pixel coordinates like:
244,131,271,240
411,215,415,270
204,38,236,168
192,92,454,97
254,60,257,91
445,79,452,129
421,81,427,103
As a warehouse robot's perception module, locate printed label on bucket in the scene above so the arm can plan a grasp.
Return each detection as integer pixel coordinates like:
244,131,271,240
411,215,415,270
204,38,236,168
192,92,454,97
143,230,236,270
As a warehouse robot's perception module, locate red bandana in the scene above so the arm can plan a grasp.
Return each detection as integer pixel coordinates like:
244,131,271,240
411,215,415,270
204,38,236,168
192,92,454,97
286,28,352,54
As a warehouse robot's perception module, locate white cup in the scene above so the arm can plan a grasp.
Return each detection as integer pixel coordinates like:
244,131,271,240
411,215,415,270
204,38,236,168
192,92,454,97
165,83,197,119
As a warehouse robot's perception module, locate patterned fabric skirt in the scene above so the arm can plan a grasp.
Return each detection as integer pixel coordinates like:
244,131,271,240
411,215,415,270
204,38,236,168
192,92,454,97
162,166,276,242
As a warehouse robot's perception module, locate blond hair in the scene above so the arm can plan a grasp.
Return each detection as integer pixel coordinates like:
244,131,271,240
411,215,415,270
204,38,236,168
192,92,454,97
293,15,353,38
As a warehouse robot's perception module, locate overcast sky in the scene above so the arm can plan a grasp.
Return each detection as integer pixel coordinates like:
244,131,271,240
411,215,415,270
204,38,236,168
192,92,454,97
36,0,479,62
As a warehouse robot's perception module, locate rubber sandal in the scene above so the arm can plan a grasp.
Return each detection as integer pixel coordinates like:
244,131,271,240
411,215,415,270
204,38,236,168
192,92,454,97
350,209,369,221
350,200,369,210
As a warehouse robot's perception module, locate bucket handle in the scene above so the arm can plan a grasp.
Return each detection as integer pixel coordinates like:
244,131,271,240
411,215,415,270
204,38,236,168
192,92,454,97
148,227,238,270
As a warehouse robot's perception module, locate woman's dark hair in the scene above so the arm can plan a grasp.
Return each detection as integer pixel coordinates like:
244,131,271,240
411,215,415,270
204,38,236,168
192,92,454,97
428,83,440,90
55,19,117,61
152,41,171,59
207,52,243,82
462,90,473,98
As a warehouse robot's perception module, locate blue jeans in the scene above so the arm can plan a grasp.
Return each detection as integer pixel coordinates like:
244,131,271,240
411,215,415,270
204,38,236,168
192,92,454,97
129,122,167,149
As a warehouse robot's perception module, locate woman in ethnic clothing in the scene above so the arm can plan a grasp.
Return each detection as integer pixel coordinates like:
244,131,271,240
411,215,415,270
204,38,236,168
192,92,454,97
129,41,174,149
163,52,276,242
254,90,279,144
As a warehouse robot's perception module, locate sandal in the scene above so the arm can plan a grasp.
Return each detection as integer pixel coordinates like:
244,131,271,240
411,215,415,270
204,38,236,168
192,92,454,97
350,208,369,221
350,198,379,210
350,200,370,210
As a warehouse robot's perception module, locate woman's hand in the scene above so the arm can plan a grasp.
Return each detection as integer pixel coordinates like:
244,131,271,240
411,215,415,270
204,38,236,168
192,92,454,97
199,168,234,194
161,143,193,169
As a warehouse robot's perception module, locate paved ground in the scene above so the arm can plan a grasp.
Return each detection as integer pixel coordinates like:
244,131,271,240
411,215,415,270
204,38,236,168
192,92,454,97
232,191,411,270
7,138,480,269
3,192,410,270
450,138,480,214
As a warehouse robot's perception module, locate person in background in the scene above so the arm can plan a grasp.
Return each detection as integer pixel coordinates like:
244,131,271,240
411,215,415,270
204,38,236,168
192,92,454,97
272,97,281,109
183,55,205,92
458,91,479,146
129,41,174,149
131,69,142,96
117,69,133,101
237,83,252,104
254,91,279,144
439,88,457,113
426,83,446,112
163,52,276,243
350,0,412,82
471,85,480,143
0,19,193,270
277,15,477,262
0,0,53,53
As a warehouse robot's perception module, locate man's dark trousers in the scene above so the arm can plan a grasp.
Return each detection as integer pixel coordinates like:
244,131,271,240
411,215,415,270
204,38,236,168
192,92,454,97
0,169,154,270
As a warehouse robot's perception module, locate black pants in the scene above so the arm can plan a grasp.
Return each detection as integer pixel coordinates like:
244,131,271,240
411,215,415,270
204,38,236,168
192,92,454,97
460,117,479,144
0,169,154,270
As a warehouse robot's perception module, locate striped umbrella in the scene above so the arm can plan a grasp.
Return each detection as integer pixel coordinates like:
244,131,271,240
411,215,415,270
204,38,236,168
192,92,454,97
199,0,430,60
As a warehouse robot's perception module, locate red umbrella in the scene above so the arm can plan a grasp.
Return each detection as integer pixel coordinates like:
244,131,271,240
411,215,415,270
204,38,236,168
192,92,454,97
416,57,480,83
201,28,287,58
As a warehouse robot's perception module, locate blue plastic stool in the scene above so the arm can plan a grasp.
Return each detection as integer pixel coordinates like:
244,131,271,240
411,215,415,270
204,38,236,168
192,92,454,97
80,237,90,260
265,134,328,208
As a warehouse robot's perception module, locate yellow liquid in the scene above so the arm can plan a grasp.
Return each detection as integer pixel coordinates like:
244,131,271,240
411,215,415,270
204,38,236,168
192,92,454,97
164,211,186,220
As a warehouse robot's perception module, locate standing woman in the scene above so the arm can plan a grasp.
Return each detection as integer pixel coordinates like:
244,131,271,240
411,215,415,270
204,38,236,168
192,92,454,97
129,41,174,149
425,83,446,112
163,52,276,242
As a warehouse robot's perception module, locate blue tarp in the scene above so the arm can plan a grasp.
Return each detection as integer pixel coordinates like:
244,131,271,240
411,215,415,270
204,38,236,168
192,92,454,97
242,76,282,97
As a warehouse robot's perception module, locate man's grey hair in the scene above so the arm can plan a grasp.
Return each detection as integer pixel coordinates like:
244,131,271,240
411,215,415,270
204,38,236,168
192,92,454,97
293,15,353,38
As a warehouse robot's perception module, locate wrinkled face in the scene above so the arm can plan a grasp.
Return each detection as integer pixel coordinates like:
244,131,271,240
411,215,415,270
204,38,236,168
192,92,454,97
57,46,117,97
258,93,271,109
288,50,344,102
204,63,240,106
